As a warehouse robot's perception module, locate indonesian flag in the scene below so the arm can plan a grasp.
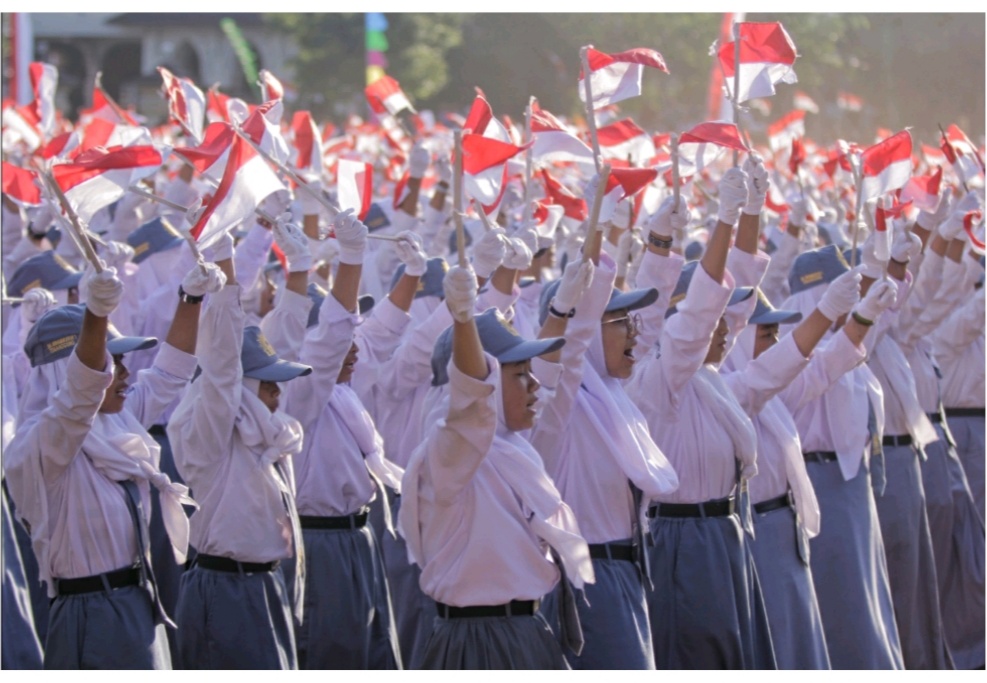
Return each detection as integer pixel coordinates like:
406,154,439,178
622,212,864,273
718,22,798,103
81,86,136,126
337,158,373,221
76,117,151,156
837,92,863,112
920,143,947,168
898,166,942,212
860,130,912,201
676,121,750,175
379,113,412,155
461,132,530,208
157,67,206,144
290,111,324,174
873,196,909,262
764,183,788,215
29,62,58,139
540,169,587,220
51,144,169,223
529,103,595,167
1,104,43,151
963,210,985,255
599,167,658,224
940,124,985,183
1,161,43,207
793,90,819,114
189,134,285,248
789,137,805,176
578,47,668,110
175,122,236,181
707,13,744,121
767,109,805,152
207,86,254,125
365,75,415,116
597,118,656,166
240,100,291,165
39,129,81,161
258,69,284,103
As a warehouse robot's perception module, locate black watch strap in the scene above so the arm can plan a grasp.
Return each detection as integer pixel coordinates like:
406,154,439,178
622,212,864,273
178,285,205,304
648,233,673,250
548,302,576,319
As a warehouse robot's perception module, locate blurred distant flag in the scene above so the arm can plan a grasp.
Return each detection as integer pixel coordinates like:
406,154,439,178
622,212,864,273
717,22,798,103
963,210,985,254
598,166,657,223
1,161,43,207
240,100,291,165
837,92,863,112
873,195,908,261
767,109,805,152
578,47,668,109
290,111,324,175
793,90,819,114
365,75,415,116
898,166,942,212
529,102,595,168
540,169,588,220
859,129,913,201
940,123,985,183
676,121,750,175
597,118,656,166
29,62,58,139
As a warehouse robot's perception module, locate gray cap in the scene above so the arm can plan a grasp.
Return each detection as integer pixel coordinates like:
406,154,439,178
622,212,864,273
788,244,851,295
665,261,754,318
125,217,185,264
240,326,312,382
744,289,802,326
537,277,658,326
431,308,565,386
7,251,83,299
306,283,374,328
23,303,158,368
389,257,449,299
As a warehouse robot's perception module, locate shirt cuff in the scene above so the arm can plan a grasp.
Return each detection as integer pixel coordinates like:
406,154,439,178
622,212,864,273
67,349,115,394
151,342,198,380
374,296,412,334
323,291,362,325
447,351,497,411
532,357,563,390
727,247,770,287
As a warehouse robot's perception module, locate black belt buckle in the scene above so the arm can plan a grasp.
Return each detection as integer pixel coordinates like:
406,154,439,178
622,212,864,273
803,451,837,464
436,599,538,619
882,434,912,448
195,554,278,574
588,542,635,563
55,565,142,596
753,492,791,515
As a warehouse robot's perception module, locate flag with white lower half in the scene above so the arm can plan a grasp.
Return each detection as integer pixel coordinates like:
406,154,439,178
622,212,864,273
158,67,206,144
963,210,985,255
873,196,907,261
337,158,373,221
837,92,863,112
240,100,291,165
461,133,530,211
175,122,235,181
189,134,285,249
1,161,43,207
793,90,819,114
767,109,805,152
1,104,43,150
365,75,415,116
718,22,797,103
530,108,595,168
29,62,58,138
941,124,985,184
898,166,942,212
290,111,324,175
597,118,656,166
258,69,284,103
676,121,750,175
578,47,668,109
76,117,152,156
707,12,745,122
598,167,657,224
859,130,912,201
540,169,588,221
51,144,169,223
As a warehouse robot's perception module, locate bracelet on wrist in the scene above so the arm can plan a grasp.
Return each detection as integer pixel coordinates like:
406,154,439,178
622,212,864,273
178,285,205,305
436,181,450,190
548,301,576,319
648,232,673,250
851,310,874,326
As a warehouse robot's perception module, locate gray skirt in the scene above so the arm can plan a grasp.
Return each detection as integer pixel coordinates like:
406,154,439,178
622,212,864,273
949,414,985,522
2,490,44,669
174,563,296,669
646,512,776,669
282,524,401,669
806,455,903,669
749,503,831,669
874,443,952,669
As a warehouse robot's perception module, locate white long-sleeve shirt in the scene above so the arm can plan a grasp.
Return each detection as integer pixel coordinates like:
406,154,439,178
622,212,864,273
933,287,985,409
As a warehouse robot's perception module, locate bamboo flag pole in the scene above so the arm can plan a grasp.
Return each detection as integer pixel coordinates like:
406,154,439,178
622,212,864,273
474,198,496,232
580,46,603,174
732,22,743,167
671,134,681,209
41,173,103,273
850,155,865,268
521,96,536,228
453,130,467,267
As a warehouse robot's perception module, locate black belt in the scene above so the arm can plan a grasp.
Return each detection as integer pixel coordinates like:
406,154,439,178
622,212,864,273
55,565,142,596
436,599,538,619
803,451,838,464
883,434,912,447
753,493,791,515
945,407,985,418
148,424,167,436
195,553,279,573
927,412,942,423
299,508,368,530
588,542,635,563
647,496,735,519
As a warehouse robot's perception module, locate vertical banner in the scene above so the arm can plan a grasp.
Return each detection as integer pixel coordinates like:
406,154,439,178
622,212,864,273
365,12,389,87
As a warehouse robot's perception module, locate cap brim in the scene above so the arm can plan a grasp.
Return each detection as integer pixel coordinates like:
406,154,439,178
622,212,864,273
606,287,659,313
729,286,755,306
497,337,566,364
52,271,83,291
749,309,802,326
131,236,184,264
245,359,313,382
107,336,158,355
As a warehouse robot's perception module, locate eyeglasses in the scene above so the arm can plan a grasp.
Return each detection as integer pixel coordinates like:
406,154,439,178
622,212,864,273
603,312,642,337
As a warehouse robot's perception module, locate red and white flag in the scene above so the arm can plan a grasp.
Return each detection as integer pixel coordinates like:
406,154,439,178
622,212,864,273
189,133,285,249
529,104,595,167
258,69,284,103
793,90,819,114
963,210,985,254
789,137,805,176
50,144,169,223
873,196,910,262
540,169,587,221
1,103,43,151
365,75,415,116
240,100,290,165
460,92,528,212
860,130,912,201
898,166,942,212
676,121,750,175
597,118,656,166
707,12,745,121
940,123,985,183
836,92,863,112
29,62,58,139
158,67,206,144
207,86,254,125
290,111,324,175
39,129,81,161
578,47,668,110
336,158,373,221
1,161,43,207
175,121,236,181
598,166,658,224
767,109,805,152
76,117,151,156
717,22,798,103
920,143,946,168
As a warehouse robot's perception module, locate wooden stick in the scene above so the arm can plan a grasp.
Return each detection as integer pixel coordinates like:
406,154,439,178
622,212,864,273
850,156,865,268
474,199,497,232
586,164,611,239
95,72,132,126
521,96,536,228
41,173,103,273
732,22,742,167
580,46,603,174
671,133,681,209
453,130,467,268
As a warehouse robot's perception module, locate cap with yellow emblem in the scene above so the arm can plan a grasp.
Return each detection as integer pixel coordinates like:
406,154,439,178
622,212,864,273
240,326,312,382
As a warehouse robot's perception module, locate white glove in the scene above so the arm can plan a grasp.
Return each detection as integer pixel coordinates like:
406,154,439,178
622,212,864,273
203,231,235,262
859,231,884,280
742,154,770,215
395,230,427,277
435,155,453,185
955,190,983,214
443,265,477,323
616,231,634,278
471,227,507,278
515,224,540,256
917,189,951,230
553,258,594,314
565,234,585,265
332,208,368,265
890,229,922,264
817,267,861,321
716,167,749,225
101,240,135,270
297,178,324,216
789,198,808,228
83,266,123,318
503,236,533,271
938,209,968,241
20,287,56,325
645,195,688,237
181,262,227,297
183,197,205,231
272,213,312,273
408,144,430,180
315,237,339,266
853,278,898,323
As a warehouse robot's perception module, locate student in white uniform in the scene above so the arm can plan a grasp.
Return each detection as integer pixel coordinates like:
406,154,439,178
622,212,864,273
168,233,311,670
398,266,595,669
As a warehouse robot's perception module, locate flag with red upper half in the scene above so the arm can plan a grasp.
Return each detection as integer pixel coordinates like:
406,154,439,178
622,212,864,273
39,129,81,161
920,143,946,168
461,132,531,210
940,123,985,183
767,109,805,152
189,133,285,249
75,117,152,156
175,121,236,181
597,118,656,166
50,144,169,223
793,90,819,114
899,166,942,212
2,161,43,207
463,89,510,142
157,67,206,144
859,129,913,201
1,103,43,151
963,210,985,255
529,103,595,168
707,13,744,121
718,22,797,103
676,121,750,175
365,75,416,116
837,92,863,112
598,166,658,223
290,111,324,175
337,158,373,221
240,100,291,165
578,47,668,109
29,62,58,139
207,86,254,124
873,196,910,261
540,169,588,220
258,69,284,103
